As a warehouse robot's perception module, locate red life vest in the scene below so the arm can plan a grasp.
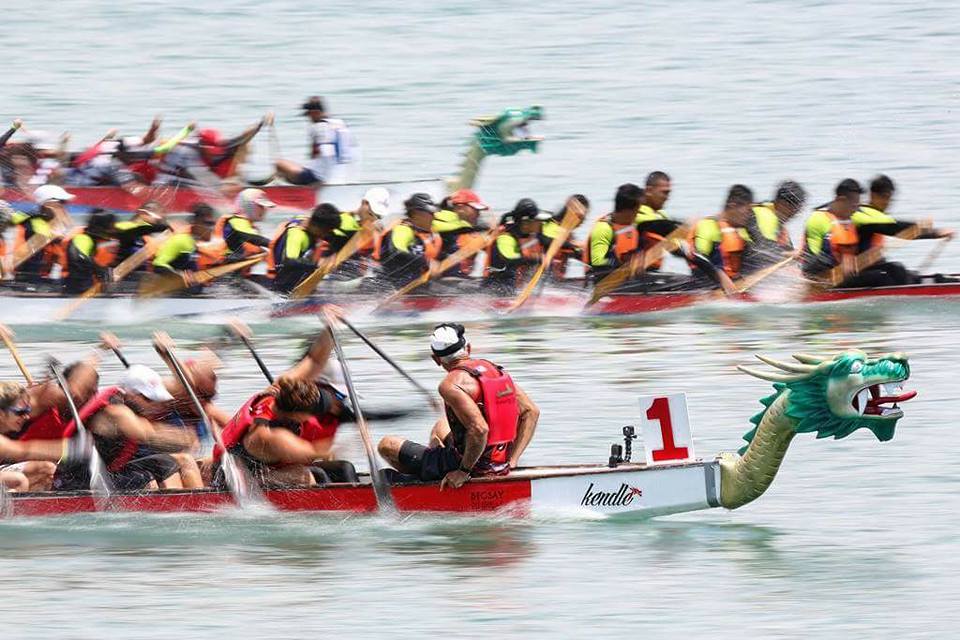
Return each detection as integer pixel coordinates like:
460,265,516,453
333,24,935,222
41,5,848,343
17,406,67,441
449,358,519,473
214,393,339,464
67,386,141,472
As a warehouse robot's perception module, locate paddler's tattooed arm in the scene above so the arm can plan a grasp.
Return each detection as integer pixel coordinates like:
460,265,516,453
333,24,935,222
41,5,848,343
439,374,489,472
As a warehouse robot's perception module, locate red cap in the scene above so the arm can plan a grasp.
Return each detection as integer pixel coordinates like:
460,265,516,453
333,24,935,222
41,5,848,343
449,188,489,211
198,129,223,146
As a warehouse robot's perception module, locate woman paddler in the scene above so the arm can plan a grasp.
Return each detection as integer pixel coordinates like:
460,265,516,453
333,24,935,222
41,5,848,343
211,323,346,488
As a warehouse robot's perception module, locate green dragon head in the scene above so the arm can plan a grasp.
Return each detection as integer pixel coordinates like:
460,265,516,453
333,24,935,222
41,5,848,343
737,350,915,454
469,106,544,157
448,106,544,192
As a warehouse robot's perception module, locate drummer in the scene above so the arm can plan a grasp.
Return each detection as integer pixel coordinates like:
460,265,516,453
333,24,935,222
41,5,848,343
378,323,540,489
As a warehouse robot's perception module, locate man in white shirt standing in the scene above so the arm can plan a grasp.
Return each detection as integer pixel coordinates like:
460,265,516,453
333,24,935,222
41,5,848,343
275,96,355,186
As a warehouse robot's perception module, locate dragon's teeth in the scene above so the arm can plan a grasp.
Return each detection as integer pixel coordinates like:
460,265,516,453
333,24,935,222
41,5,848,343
857,389,870,415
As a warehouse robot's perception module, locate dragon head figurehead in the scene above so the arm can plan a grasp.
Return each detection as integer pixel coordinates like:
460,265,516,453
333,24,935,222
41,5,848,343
448,106,544,191
719,350,915,509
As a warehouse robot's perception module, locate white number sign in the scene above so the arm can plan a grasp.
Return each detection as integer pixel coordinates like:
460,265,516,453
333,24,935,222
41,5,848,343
638,393,696,466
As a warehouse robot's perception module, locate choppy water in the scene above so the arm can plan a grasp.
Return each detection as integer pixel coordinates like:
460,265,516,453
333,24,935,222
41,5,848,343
4,1,960,638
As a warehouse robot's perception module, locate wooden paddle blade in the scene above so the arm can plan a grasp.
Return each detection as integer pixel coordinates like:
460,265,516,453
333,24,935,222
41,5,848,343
113,231,171,282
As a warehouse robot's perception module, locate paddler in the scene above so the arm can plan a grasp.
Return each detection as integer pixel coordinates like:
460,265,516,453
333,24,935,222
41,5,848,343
584,184,644,285
267,203,341,293
542,194,589,280
211,325,347,487
751,180,807,253
0,381,92,491
377,193,443,289
0,118,23,149
151,203,218,289
155,114,270,186
111,201,171,267
378,323,539,488
11,184,75,285
484,198,551,295
274,96,356,185
54,364,201,491
433,188,490,277
60,209,117,294
801,179,881,286
689,184,762,286
849,174,955,285
636,171,685,272
320,187,391,279
214,187,274,262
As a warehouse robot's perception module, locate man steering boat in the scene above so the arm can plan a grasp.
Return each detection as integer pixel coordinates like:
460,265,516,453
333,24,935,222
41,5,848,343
378,323,539,489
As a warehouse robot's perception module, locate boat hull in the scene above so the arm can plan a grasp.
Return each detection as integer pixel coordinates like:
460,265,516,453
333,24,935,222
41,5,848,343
1,179,444,215
1,279,958,324
4,461,720,519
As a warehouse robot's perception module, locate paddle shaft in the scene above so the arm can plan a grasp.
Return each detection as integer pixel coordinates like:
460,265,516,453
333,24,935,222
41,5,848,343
326,323,394,510
159,346,220,448
49,360,110,496
917,236,951,273
0,331,33,385
339,317,439,410
238,335,275,384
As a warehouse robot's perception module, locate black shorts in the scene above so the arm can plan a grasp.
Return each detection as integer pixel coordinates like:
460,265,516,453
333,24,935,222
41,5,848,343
53,454,180,492
398,441,461,482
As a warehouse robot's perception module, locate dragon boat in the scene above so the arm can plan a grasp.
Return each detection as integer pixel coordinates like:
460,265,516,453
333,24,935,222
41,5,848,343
1,350,915,518
0,106,543,215
0,276,958,324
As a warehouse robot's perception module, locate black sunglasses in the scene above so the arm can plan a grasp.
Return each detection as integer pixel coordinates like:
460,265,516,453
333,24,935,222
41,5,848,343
4,405,31,417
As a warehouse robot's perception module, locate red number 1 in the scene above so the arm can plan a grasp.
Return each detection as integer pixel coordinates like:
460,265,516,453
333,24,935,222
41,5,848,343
647,397,689,462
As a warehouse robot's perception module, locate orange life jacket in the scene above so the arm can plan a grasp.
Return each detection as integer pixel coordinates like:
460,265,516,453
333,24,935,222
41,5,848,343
826,212,860,259
58,229,117,278
582,216,639,268
688,219,748,278
266,218,305,278
372,219,402,262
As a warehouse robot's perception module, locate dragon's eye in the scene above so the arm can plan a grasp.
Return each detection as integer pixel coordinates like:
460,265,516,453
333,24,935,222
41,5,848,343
850,361,863,373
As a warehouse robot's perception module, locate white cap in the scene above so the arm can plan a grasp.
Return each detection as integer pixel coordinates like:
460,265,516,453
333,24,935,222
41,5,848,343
33,184,75,203
430,323,467,357
119,364,174,402
238,187,276,208
363,187,390,217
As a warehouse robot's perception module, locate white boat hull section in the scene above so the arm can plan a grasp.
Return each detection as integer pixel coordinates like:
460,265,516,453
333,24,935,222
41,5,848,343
528,460,720,517
0,296,270,325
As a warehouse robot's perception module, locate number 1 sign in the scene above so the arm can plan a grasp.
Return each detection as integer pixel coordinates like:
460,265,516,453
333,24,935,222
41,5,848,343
638,394,697,466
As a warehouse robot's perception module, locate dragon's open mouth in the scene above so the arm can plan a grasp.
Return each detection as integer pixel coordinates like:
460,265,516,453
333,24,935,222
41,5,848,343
852,380,916,417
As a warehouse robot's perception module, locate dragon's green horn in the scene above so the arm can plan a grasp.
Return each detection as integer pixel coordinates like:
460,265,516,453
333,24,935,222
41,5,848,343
792,353,829,365
755,354,817,374
737,365,806,383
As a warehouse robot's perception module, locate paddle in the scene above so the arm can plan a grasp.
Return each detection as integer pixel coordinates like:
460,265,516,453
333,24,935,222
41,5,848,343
48,358,112,498
825,222,924,286
324,314,394,511
55,231,175,321
339,316,441,411
291,223,377,299
99,332,130,368
504,201,585,313
586,224,690,306
0,324,34,384
701,254,796,301
377,230,496,309
153,339,256,506
138,252,267,297
916,235,952,273
224,321,274,384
